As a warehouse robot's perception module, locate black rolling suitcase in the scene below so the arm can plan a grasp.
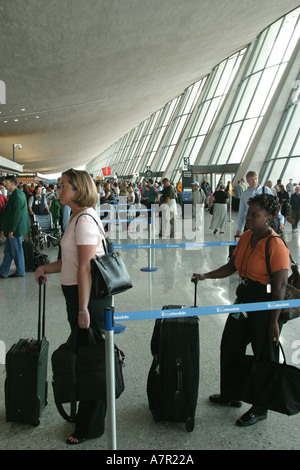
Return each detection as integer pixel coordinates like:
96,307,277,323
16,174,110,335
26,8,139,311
22,239,36,271
147,280,199,432
5,278,49,426
23,239,49,272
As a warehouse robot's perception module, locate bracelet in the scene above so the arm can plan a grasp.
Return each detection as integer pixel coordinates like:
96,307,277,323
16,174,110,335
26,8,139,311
79,310,88,315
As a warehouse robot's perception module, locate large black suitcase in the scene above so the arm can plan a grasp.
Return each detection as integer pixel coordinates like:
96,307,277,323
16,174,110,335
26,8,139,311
22,239,36,271
23,239,49,272
147,280,199,432
5,278,49,426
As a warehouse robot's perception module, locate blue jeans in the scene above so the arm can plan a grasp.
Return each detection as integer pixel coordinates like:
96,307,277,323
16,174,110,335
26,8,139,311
0,236,25,277
61,204,71,232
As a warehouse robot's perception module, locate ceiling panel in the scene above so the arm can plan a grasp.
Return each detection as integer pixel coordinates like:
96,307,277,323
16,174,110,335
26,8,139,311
0,0,298,173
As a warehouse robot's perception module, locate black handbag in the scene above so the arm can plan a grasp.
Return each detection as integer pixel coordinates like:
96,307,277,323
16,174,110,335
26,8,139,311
265,236,300,322
51,327,125,422
90,237,133,298
238,342,300,416
75,212,133,298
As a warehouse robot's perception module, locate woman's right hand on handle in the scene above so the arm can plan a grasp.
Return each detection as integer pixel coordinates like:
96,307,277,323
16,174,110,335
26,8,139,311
35,266,48,284
191,273,206,282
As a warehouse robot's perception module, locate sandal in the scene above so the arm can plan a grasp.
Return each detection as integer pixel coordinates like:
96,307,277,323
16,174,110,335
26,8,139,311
66,433,87,445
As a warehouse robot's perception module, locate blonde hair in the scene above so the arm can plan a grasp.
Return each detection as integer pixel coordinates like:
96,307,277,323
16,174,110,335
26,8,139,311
246,171,258,179
62,169,98,207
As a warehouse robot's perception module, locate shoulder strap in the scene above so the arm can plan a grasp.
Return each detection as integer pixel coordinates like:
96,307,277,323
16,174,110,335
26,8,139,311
265,235,296,282
75,211,102,231
74,211,111,254
54,390,77,423
265,235,276,282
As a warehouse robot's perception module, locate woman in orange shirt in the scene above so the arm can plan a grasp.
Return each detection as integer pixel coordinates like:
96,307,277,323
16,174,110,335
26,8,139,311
192,194,289,427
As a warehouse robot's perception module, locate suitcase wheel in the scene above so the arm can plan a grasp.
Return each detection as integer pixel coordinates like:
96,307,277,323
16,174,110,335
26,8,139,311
185,417,194,432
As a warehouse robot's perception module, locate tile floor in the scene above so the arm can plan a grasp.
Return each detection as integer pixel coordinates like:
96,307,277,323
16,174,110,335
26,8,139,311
0,209,299,451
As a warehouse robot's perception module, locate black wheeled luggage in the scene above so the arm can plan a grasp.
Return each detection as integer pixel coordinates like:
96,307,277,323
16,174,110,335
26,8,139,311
22,239,36,271
23,239,49,272
147,280,199,432
5,278,49,426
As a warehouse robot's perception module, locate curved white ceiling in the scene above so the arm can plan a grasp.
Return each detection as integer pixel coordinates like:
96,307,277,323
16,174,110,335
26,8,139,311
0,0,299,174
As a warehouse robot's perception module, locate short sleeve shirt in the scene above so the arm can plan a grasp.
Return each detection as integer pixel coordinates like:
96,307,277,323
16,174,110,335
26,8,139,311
233,230,289,285
147,186,157,203
162,185,175,200
213,190,228,203
60,207,105,285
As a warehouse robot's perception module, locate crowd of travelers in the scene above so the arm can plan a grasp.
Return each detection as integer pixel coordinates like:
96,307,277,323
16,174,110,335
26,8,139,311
207,175,300,236
0,169,299,442
0,172,299,269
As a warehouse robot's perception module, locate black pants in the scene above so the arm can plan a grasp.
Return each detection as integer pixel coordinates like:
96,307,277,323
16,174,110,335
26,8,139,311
292,208,300,229
220,281,283,407
62,285,112,438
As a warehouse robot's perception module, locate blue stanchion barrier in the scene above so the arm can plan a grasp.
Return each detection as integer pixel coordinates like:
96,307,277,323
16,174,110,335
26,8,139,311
104,218,148,223
114,299,300,322
99,208,151,213
112,240,238,250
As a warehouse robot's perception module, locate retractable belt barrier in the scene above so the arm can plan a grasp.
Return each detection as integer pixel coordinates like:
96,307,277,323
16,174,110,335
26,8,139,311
112,240,238,250
104,296,300,450
103,228,300,449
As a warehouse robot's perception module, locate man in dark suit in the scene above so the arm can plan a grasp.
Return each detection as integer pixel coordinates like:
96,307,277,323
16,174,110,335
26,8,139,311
0,175,30,278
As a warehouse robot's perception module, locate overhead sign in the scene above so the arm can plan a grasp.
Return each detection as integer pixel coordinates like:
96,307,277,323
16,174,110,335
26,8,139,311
182,163,193,202
145,166,152,178
183,156,190,170
102,167,111,176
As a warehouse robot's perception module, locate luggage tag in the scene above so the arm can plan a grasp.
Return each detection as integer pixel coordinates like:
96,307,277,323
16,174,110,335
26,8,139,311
267,283,272,293
231,312,248,320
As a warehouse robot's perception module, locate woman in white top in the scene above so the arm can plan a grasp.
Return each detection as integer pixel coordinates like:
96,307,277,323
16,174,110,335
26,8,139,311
35,169,111,445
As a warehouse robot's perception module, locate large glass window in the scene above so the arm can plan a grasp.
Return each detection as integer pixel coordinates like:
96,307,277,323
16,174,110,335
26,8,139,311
260,71,300,185
126,110,161,176
85,7,300,188
152,79,206,173
139,97,180,173
113,129,138,176
209,8,300,167
170,48,247,182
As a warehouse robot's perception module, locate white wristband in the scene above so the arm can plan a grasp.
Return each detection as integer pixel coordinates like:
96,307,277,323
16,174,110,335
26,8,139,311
79,310,88,315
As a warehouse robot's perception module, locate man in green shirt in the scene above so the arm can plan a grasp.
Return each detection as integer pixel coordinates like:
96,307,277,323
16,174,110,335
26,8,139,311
0,175,30,277
147,179,159,205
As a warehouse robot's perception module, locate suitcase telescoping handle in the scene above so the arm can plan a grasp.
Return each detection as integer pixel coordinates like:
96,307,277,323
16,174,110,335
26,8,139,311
191,278,198,308
38,276,46,341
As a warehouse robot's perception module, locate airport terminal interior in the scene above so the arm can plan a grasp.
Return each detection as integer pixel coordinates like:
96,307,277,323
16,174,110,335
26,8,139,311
0,211,299,451
0,0,300,452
